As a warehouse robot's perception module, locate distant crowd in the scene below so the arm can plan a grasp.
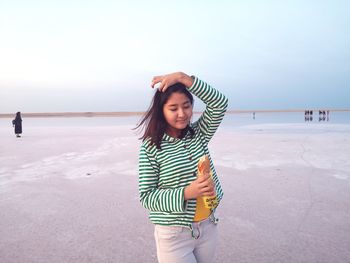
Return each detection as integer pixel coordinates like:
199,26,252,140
304,110,330,122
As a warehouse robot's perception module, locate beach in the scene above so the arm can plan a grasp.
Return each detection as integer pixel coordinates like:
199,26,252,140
1,117,350,263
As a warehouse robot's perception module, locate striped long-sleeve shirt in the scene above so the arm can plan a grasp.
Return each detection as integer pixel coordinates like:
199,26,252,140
138,76,228,228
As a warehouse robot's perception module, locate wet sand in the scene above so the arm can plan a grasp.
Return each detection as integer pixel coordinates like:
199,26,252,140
0,123,349,262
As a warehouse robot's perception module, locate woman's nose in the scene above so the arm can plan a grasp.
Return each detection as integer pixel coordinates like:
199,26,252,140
178,108,185,117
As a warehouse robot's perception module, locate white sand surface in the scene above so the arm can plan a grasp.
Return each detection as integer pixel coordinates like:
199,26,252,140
1,122,350,263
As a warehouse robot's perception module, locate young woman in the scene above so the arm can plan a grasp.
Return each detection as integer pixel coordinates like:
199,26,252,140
137,72,228,263
12,112,22,138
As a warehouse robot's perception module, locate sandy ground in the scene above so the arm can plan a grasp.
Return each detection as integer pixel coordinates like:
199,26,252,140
0,123,350,263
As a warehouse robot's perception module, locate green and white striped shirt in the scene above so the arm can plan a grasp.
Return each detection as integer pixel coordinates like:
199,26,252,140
138,76,228,228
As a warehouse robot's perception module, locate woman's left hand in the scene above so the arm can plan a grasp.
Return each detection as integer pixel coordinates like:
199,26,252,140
151,72,193,92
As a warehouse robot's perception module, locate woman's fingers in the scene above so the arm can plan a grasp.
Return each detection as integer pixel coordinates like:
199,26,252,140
158,81,169,92
198,179,215,195
197,173,210,183
186,176,216,199
151,76,162,88
151,73,180,92
201,186,215,197
151,72,192,92
202,191,215,197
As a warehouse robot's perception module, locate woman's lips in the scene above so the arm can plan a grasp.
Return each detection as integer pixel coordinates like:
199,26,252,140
177,119,187,123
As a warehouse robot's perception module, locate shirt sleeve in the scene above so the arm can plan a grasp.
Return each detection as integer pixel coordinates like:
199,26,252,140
138,143,186,213
189,76,228,144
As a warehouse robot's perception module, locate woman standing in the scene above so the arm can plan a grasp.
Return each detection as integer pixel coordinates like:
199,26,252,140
12,112,22,138
137,72,228,263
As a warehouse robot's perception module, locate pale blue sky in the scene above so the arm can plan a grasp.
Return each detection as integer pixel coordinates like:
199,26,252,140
0,0,349,113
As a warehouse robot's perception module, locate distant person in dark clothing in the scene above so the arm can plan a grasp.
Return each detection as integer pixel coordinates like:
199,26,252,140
12,112,22,138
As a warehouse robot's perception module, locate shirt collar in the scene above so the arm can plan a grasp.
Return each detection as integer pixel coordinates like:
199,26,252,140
162,126,192,143
162,133,179,142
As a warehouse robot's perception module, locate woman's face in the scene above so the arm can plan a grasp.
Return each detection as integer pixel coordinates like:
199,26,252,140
163,92,193,137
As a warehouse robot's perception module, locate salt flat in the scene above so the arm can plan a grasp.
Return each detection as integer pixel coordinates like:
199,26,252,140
0,123,349,263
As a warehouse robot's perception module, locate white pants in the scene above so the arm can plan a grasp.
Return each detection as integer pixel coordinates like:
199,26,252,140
154,216,219,263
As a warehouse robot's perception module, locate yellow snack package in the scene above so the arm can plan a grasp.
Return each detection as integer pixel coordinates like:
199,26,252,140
197,155,218,209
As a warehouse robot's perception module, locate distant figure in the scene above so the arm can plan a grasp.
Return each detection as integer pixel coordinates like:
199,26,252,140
305,110,313,122
319,110,326,122
12,112,22,138
327,110,330,121
253,112,256,120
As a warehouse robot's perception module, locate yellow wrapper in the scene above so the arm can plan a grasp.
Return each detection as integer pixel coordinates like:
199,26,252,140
197,156,218,209
201,171,218,209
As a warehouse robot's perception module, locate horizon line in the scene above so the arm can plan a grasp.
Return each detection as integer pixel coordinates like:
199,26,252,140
1,108,350,118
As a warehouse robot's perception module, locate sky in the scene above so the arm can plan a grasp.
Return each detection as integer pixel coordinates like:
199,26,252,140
0,0,349,113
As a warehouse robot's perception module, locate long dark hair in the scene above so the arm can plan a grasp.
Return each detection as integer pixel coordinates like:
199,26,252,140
135,83,194,149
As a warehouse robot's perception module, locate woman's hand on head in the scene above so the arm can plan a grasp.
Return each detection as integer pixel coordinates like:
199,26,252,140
151,72,194,92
